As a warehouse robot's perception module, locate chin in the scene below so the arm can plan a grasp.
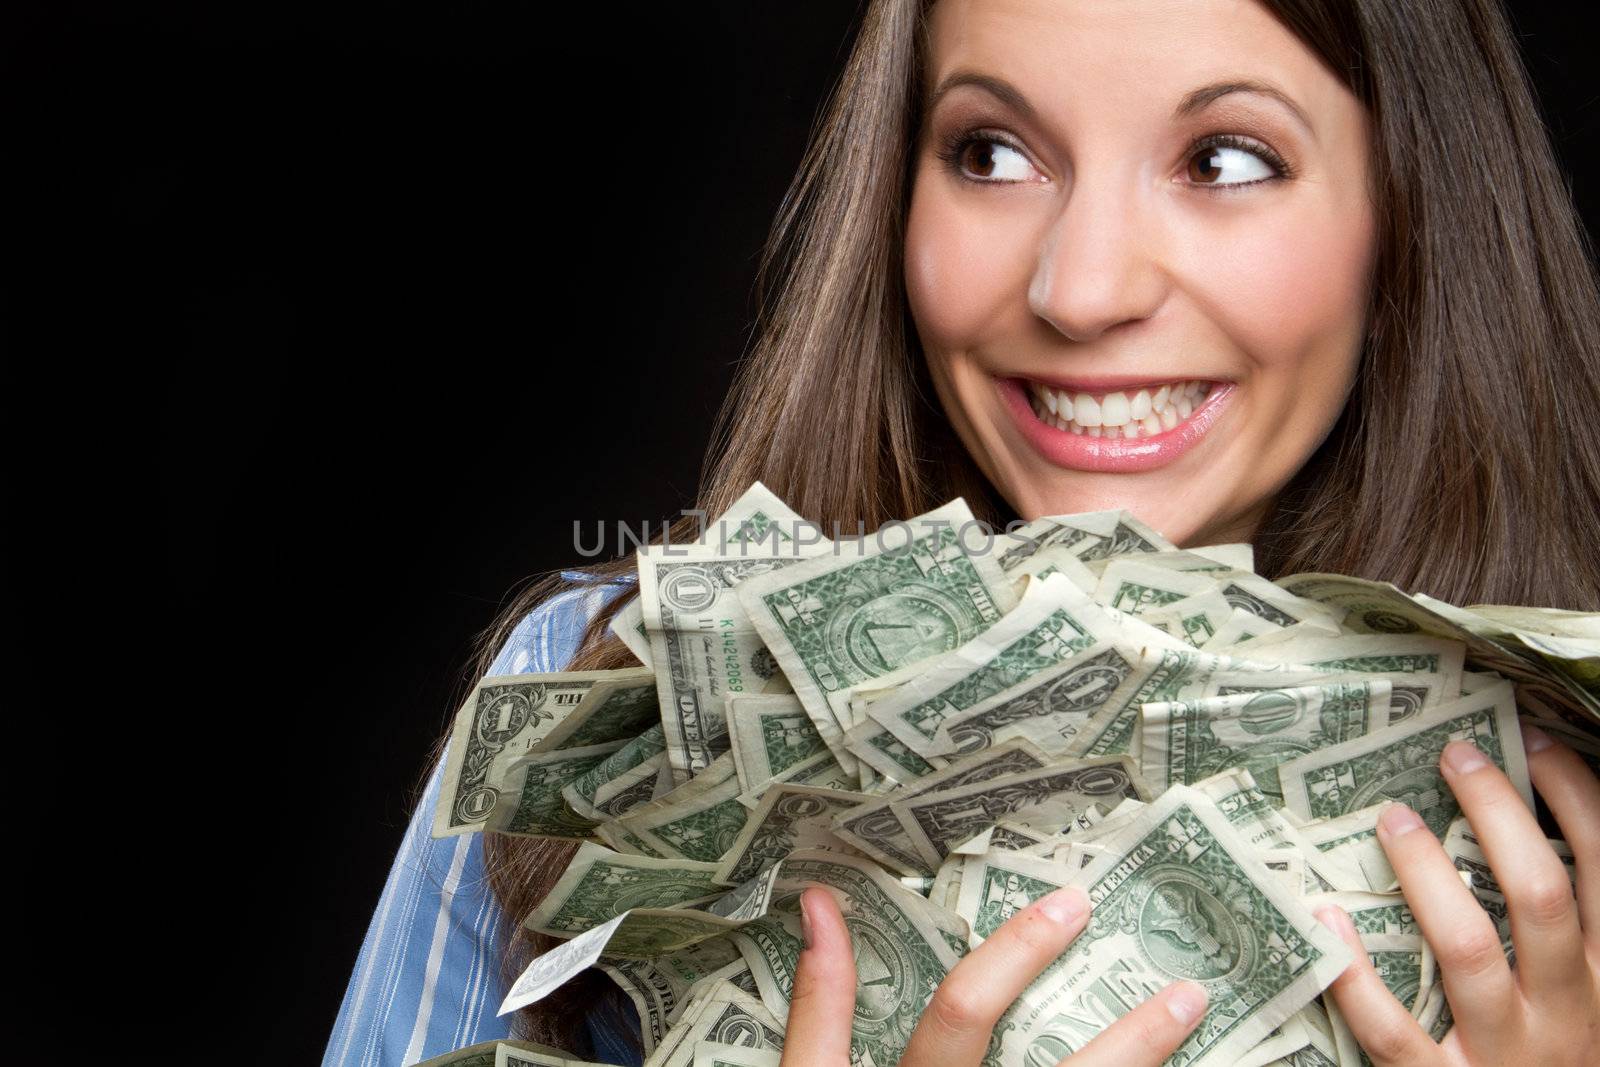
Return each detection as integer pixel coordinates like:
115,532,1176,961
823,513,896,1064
999,464,1252,547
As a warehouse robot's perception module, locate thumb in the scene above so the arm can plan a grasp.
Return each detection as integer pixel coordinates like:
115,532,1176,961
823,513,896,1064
779,886,857,1067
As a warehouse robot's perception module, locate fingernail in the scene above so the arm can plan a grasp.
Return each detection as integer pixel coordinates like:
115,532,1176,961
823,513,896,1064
799,892,816,950
1379,802,1424,838
1166,982,1207,1026
1442,740,1490,775
1314,904,1355,938
1035,887,1088,926
1521,720,1555,754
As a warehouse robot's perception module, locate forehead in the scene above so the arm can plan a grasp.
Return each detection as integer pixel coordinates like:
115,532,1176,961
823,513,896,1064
923,0,1348,131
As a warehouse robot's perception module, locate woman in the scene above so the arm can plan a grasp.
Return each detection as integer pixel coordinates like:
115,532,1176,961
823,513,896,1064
324,0,1600,1064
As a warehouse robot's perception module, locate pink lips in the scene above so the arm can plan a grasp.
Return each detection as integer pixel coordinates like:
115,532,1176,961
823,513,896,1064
997,376,1235,473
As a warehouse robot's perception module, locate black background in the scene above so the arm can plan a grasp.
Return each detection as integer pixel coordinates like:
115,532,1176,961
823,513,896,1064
10,2,1597,1062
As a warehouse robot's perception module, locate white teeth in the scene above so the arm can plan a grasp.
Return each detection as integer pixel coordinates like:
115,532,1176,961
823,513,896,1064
1028,379,1217,438
1099,392,1130,426
1073,393,1102,427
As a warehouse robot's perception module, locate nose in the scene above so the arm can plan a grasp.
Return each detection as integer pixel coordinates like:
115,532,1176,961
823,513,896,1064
1027,172,1168,343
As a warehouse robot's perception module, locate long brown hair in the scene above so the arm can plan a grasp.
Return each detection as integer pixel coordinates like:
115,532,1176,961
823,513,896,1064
448,0,1600,1050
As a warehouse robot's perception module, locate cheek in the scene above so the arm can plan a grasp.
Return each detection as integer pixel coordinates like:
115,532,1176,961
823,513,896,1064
904,177,1033,349
1186,201,1373,396
1184,199,1382,422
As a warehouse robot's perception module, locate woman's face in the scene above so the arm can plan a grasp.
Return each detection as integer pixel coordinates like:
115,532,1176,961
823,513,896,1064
905,0,1378,546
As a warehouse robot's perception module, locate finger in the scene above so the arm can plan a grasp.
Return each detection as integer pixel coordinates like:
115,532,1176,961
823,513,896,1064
780,887,856,1067
1060,981,1208,1067
1440,738,1587,1001
1315,905,1442,1067
900,887,1090,1067
1375,801,1516,1033
1522,721,1600,939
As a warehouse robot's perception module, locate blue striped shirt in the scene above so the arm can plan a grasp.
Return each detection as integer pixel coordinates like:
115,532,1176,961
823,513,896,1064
324,570,642,1067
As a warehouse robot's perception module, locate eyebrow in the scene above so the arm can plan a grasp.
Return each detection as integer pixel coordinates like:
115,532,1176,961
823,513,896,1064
927,71,1315,137
1175,78,1314,135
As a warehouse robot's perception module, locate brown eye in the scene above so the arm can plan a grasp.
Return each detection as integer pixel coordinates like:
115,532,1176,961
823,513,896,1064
1185,138,1278,188
963,139,1002,178
1188,146,1225,183
938,131,1037,184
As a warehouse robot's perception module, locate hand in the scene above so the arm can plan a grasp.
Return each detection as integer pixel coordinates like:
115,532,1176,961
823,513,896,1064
779,882,1207,1067
1316,720,1600,1067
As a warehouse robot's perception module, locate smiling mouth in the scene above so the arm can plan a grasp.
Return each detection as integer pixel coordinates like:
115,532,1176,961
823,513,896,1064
1023,379,1217,438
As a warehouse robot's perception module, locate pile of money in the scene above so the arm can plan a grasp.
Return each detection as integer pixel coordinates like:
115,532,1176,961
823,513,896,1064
423,482,1599,1067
